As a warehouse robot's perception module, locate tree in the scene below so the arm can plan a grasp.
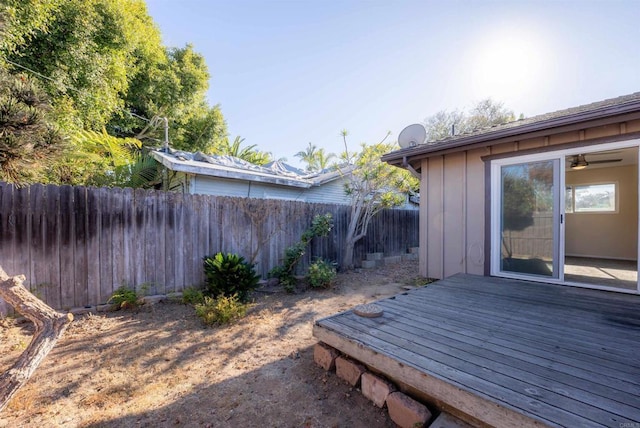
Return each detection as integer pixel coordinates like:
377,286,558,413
1,0,229,184
340,137,418,269
0,70,65,184
423,98,516,141
218,136,273,165
295,142,336,172
295,142,318,170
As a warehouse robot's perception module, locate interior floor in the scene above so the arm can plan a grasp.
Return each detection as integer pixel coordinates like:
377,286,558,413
564,256,638,291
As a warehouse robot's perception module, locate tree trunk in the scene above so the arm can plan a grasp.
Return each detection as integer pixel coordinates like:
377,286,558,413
0,267,73,413
342,239,356,270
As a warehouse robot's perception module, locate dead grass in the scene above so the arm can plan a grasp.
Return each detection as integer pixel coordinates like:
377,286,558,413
0,260,427,427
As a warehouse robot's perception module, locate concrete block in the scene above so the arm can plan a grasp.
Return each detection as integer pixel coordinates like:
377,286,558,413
366,252,384,261
361,372,396,408
386,391,432,428
401,253,418,261
335,356,366,387
361,260,377,269
429,412,474,428
314,342,339,371
384,255,402,265
408,247,420,254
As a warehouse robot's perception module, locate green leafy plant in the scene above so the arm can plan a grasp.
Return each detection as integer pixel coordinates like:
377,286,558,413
181,286,205,305
203,252,260,302
195,294,248,326
307,259,337,288
108,286,140,310
269,213,333,291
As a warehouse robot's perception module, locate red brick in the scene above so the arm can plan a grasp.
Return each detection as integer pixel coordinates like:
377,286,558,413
313,342,339,371
386,391,432,428
335,356,366,387
361,372,396,407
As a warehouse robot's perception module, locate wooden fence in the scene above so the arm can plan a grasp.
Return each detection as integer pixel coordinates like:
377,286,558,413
0,183,418,311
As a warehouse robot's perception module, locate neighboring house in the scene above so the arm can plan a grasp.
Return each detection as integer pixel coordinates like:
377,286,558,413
383,92,640,293
152,149,418,208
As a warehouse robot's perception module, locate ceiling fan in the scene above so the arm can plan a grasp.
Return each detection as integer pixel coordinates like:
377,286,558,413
569,153,623,170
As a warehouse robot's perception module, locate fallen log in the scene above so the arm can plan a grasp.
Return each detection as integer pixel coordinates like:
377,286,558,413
0,267,73,412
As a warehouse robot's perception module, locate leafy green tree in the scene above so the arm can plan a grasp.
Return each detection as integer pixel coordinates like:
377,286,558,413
0,70,65,184
340,138,418,269
1,0,229,184
424,98,516,141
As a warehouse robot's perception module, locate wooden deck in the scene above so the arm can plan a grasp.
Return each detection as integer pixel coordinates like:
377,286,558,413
313,274,640,427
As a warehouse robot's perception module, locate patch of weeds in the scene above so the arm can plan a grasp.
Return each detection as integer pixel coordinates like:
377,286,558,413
404,277,436,287
108,286,140,310
181,286,205,305
195,294,248,326
307,259,337,288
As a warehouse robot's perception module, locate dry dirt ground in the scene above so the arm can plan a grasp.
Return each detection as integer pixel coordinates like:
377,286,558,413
0,260,428,428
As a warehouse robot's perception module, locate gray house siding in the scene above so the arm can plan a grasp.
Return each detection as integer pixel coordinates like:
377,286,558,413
189,174,351,204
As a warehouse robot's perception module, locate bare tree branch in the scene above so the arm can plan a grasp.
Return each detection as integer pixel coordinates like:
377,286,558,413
0,267,73,413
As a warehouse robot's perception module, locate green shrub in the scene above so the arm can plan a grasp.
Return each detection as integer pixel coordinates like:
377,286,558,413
269,213,333,291
203,252,260,302
182,286,205,305
108,286,139,309
307,259,337,288
195,294,248,326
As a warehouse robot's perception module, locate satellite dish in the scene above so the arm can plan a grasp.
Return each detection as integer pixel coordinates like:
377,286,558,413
398,124,426,149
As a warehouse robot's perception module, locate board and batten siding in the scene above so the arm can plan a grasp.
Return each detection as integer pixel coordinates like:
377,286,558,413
418,119,640,279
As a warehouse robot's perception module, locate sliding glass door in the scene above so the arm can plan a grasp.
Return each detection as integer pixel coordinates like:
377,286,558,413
494,158,561,279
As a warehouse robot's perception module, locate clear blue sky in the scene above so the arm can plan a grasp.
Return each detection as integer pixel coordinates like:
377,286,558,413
146,0,640,165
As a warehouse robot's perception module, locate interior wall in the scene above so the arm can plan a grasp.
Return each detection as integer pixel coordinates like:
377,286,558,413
565,164,638,260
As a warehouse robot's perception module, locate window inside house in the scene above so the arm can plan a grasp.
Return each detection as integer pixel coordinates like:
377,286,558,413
565,183,617,213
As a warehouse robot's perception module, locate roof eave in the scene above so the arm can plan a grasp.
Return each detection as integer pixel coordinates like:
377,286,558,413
382,99,640,166
151,152,312,188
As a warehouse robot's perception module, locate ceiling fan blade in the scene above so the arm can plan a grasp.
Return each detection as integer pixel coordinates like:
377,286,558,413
587,159,623,164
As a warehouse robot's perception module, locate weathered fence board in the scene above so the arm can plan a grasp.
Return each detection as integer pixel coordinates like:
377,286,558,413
0,183,419,311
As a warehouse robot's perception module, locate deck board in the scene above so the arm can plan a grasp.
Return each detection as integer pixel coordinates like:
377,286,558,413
313,274,640,428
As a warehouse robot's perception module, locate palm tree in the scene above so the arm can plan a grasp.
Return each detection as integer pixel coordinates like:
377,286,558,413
221,136,272,165
314,148,336,171
294,142,319,171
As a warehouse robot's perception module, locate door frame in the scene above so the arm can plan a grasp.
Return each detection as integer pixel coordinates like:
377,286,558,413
489,140,640,294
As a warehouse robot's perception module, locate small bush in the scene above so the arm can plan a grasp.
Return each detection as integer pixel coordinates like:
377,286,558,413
269,213,334,291
195,294,248,326
182,286,205,305
307,259,337,288
108,286,139,309
203,252,260,302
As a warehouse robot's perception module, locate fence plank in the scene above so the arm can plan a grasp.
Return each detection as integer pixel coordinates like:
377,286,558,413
45,185,61,310
121,188,134,288
86,187,101,307
98,187,113,304
154,191,167,295
29,185,48,303
73,187,89,307
164,191,178,293
0,184,14,315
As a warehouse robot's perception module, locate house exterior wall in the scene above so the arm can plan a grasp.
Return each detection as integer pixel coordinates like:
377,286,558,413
418,119,640,279
565,164,638,260
188,174,353,204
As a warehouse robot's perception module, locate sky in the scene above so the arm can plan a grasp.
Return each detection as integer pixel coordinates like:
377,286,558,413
146,0,640,167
